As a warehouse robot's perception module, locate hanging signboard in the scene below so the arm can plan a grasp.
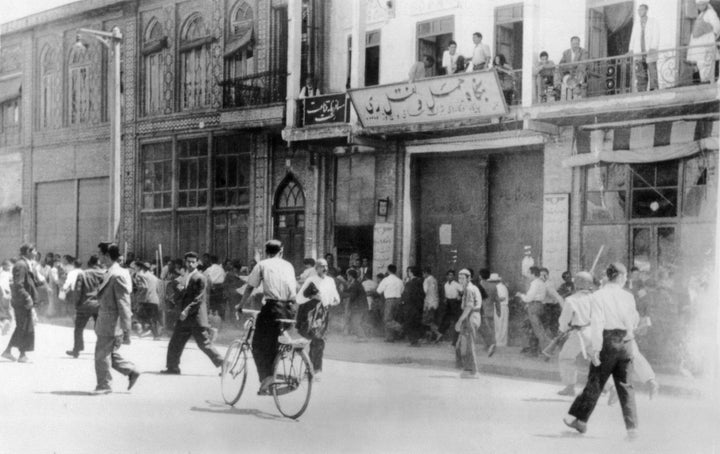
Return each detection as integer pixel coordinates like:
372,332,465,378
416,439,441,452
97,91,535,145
348,70,508,128
302,93,351,126
372,223,395,276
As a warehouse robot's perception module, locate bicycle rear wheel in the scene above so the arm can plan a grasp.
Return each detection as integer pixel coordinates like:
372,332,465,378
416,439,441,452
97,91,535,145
272,347,313,419
221,340,249,406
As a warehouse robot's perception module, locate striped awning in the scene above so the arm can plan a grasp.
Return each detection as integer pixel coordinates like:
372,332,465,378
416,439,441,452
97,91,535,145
562,119,719,167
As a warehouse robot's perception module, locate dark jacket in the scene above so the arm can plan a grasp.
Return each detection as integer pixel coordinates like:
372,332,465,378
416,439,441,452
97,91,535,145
75,267,106,314
178,270,210,327
402,277,425,312
133,270,160,305
480,280,501,317
344,280,367,311
11,258,40,310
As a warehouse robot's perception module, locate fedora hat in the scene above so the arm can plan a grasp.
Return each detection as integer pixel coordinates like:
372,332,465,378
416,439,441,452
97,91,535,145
488,273,502,282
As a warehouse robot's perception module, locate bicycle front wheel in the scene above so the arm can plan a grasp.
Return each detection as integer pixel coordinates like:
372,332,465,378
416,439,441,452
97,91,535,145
272,347,313,419
220,340,249,406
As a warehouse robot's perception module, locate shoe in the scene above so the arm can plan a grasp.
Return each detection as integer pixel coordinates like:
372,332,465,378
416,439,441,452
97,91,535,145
563,416,587,434
92,387,112,395
488,344,496,357
313,371,322,382
66,350,79,358
257,376,275,395
459,371,480,379
557,385,576,397
17,355,30,363
648,379,659,400
127,372,140,390
626,429,639,441
607,386,618,406
160,368,181,375
1,351,16,362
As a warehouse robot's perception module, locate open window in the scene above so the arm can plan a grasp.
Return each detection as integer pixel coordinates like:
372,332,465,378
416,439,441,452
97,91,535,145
416,16,454,77
586,1,634,95
225,1,255,80
494,4,523,70
365,30,381,86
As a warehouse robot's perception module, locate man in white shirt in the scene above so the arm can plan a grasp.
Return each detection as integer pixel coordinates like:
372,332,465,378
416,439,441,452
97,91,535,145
628,3,660,91
556,271,594,397
203,255,227,320
441,270,464,345
442,40,461,74
688,0,720,83
422,267,441,342
467,32,491,71
297,258,318,286
238,240,297,394
517,266,551,355
376,264,404,341
296,259,340,379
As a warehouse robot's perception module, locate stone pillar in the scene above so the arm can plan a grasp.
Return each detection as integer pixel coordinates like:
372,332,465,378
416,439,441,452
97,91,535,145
286,0,303,129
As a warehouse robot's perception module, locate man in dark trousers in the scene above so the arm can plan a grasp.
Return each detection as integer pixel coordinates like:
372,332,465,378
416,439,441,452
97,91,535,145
402,266,425,346
161,251,223,374
93,242,140,394
66,255,105,358
2,243,41,363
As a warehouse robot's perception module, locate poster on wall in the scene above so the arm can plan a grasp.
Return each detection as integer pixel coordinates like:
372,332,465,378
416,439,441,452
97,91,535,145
541,193,569,282
372,223,395,276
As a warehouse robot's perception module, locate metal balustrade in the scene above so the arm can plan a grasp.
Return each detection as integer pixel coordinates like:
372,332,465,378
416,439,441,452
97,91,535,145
220,70,286,109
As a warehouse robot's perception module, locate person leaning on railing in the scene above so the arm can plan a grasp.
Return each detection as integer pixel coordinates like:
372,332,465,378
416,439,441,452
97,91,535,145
688,0,720,83
534,51,557,103
555,36,590,100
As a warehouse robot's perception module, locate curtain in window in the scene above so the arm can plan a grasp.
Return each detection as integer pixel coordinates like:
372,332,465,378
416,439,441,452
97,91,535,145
181,45,210,110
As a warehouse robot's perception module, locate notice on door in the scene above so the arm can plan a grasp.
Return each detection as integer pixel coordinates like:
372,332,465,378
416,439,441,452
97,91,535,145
542,194,569,282
372,223,395,276
439,224,452,245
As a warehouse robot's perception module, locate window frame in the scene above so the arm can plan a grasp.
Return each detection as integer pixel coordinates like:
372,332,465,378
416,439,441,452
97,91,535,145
179,14,214,111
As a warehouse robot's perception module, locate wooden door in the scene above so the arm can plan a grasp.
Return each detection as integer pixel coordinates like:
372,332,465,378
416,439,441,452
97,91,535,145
36,180,76,256
273,177,305,272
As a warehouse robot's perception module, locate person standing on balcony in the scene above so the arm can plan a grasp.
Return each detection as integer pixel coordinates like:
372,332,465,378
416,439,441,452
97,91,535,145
556,36,589,99
442,40,461,74
688,0,720,83
299,76,320,99
467,32,491,71
628,4,660,91
534,51,558,102
493,53,515,105
408,55,435,82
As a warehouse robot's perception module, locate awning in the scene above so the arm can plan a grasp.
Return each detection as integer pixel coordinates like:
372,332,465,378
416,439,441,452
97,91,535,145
0,76,21,104
562,137,719,167
223,28,253,58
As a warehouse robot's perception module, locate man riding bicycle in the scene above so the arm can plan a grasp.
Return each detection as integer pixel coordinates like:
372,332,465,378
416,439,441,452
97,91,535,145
237,240,297,395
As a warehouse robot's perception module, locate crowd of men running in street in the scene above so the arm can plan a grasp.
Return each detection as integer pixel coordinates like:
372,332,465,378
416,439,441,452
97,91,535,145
0,238,663,438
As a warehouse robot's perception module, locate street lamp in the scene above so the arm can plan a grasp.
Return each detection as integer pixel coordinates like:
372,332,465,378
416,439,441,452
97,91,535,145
74,26,123,242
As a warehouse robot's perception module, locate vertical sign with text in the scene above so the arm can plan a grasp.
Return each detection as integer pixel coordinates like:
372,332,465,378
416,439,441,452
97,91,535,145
542,194,569,283
372,223,395,276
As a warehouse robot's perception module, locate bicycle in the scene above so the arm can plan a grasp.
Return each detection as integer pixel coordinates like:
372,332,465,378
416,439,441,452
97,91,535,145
220,308,314,419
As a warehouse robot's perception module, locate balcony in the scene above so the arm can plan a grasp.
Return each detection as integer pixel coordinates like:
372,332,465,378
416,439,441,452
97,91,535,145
220,71,286,109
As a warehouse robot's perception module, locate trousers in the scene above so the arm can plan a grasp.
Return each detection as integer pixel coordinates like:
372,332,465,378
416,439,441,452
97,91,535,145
72,312,98,353
441,299,462,345
456,316,480,373
494,304,509,347
7,307,34,353
95,335,137,390
569,330,638,430
252,300,292,381
559,329,591,386
525,301,551,351
383,298,403,340
478,312,496,348
166,322,223,370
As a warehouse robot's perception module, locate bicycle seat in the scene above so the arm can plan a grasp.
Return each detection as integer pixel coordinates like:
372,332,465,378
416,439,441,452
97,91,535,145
278,330,309,347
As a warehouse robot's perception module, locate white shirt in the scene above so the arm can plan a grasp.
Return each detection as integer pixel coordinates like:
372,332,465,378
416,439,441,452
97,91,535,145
203,264,226,285
246,256,297,301
296,275,340,307
590,283,639,349
521,255,535,277
377,273,404,299
496,282,509,305
628,15,660,57
423,275,439,309
442,50,459,73
558,290,592,332
444,280,463,300
520,278,547,303
467,42,491,69
0,269,11,299
62,268,82,293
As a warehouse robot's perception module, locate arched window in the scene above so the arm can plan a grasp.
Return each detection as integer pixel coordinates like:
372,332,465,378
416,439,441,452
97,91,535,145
276,178,305,209
180,14,212,110
225,2,255,80
39,45,60,129
274,175,305,270
68,43,92,124
231,1,254,36
142,19,167,115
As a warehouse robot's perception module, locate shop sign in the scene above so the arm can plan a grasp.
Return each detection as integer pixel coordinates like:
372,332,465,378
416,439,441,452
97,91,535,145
302,93,350,126
372,223,395,275
542,194,569,282
348,70,507,128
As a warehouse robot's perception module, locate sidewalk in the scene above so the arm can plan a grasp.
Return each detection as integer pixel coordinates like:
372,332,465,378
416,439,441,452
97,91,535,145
319,335,710,399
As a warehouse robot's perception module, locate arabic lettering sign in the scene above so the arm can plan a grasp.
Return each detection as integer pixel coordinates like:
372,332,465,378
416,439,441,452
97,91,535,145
541,194,569,283
302,93,350,126
348,70,508,128
372,223,395,276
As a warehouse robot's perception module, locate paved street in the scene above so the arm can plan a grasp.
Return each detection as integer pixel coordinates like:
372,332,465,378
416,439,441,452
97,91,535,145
1,324,718,454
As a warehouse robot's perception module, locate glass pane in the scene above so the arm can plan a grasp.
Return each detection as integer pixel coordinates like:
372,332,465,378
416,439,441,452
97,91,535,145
163,193,171,208
237,189,249,205
657,227,676,271
631,188,677,218
656,161,679,187
632,228,652,272
198,191,207,207
278,214,286,228
585,191,626,221
179,162,189,189
297,213,305,228
632,164,654,188
188,191,197,207
162,161,172,191
154,194,162,209
227,156,238,188
199,159,208,189
179,192,188,207
153,162,164,191
215,189,226,206
188,160,198,189
144,194,154,209
229,189,239,206
215,157,226,189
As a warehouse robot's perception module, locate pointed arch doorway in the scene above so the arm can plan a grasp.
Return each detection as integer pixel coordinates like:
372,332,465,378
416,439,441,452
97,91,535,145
273,175,305,271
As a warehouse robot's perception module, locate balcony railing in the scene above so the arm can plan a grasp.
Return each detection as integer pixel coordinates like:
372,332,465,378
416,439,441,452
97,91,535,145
534,43,720,104
220,70,286,109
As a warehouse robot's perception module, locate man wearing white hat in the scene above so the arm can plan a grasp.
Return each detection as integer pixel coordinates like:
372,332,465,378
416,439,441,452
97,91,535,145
688,0,720,83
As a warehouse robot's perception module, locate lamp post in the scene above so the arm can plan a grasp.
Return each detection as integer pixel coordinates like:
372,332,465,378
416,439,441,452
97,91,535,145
74,26,123,242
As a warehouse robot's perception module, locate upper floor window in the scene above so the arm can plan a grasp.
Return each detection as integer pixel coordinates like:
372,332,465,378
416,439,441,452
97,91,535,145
142,19,168,116
224,1,255,79
180,14,213,110
177,137,208,208
214,135,251,207
68,44,93,125
142,142,172,210
39,45,61,129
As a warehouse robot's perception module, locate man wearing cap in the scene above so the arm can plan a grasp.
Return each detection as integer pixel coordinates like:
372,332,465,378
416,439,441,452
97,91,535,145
556,271,594,397
161,251,223,375
455,269,483,378
238,240,297,394
93,242,140,394
688,0,720,83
